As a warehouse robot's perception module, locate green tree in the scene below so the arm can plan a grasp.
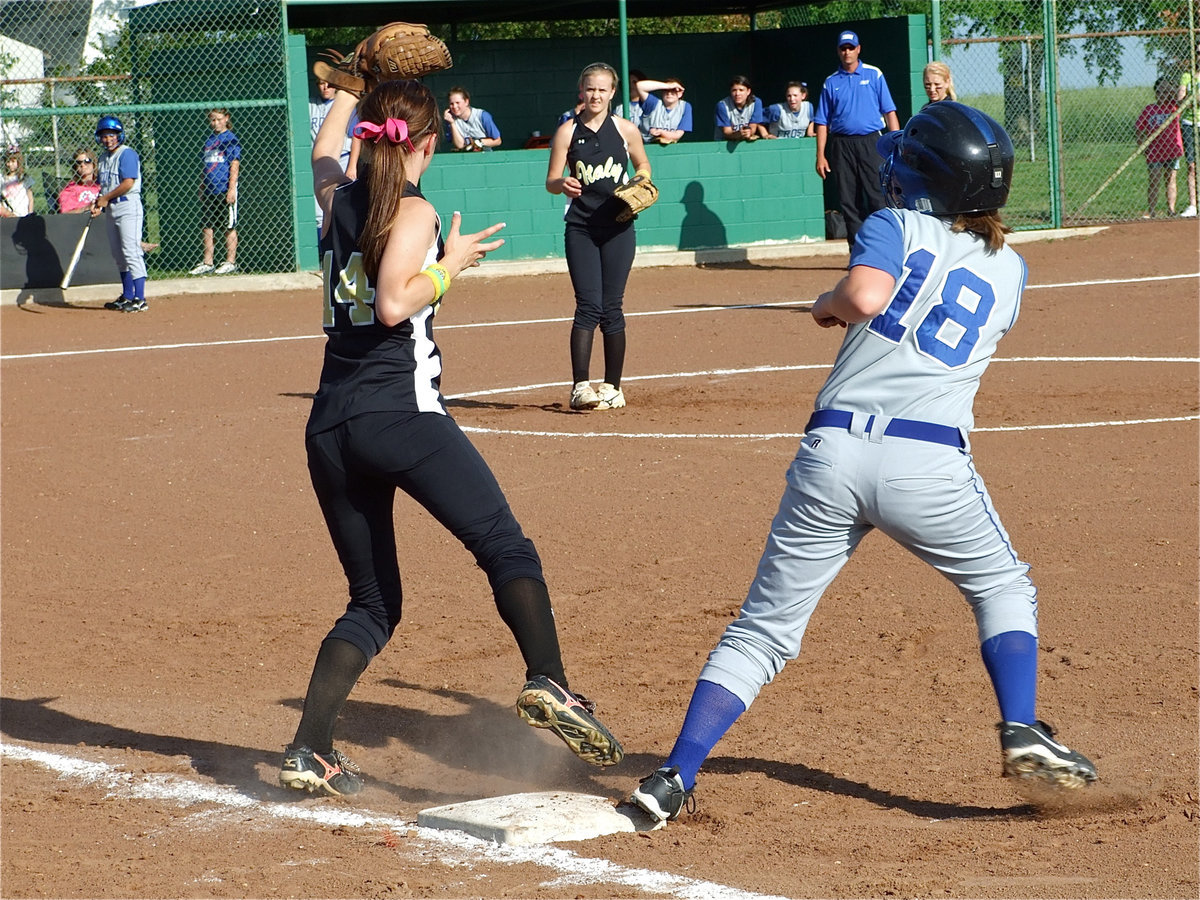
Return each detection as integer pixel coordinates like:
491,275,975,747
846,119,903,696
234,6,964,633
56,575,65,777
939,0,1193,147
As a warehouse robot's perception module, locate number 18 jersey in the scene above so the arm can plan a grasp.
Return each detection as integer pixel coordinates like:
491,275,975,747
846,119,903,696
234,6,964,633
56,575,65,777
814,208,1028,433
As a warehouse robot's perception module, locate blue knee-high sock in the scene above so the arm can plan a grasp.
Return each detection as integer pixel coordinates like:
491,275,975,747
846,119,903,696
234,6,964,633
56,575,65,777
981,630,1037,724
133,277,146,301
120,271,133,298
663,679,746,790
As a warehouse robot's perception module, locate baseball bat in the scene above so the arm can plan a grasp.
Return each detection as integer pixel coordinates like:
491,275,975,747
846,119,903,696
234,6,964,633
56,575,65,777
60,216,92,290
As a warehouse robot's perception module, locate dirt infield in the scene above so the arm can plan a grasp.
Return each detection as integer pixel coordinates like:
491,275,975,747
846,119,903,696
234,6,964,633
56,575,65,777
2,220,1197,899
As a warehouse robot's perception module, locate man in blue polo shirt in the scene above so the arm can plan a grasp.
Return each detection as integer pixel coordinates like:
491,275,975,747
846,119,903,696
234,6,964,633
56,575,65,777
813,30,901,249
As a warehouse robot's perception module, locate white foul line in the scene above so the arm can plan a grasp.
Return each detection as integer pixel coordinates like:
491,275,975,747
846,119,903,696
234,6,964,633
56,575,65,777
459,415,1199,441
0,741,789,900
3,271,1196,361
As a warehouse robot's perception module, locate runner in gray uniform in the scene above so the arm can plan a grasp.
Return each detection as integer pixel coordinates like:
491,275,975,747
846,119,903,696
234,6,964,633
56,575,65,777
629,101,1098,825
93,115,148,312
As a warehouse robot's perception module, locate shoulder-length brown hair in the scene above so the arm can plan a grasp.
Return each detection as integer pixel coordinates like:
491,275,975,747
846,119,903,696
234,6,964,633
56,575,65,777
357,80,440,280
950,210,1010,252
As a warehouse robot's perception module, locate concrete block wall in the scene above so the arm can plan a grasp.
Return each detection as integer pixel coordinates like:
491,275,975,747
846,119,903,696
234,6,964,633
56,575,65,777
417,138,824,262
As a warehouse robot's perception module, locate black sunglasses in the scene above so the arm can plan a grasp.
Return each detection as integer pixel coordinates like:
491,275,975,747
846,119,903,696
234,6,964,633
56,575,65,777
73,158,93,165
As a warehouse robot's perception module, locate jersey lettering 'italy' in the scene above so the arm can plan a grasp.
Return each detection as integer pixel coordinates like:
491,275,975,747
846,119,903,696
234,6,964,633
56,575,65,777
814,208,1027,432
308,178,445,436
564,115,629,224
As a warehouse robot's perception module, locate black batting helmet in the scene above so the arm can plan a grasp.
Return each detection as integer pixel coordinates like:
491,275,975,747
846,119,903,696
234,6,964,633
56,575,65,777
877,101,1014,215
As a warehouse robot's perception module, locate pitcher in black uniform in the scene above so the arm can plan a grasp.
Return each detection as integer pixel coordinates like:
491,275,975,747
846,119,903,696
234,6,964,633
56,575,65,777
546,62,652,411
279,81,623,796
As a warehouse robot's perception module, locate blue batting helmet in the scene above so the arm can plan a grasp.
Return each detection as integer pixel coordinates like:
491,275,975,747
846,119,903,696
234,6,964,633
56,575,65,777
877,101,1013,215
95,115,124,144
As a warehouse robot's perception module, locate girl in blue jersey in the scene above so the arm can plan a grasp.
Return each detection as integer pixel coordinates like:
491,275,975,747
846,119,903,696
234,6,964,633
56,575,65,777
714,75,768,142
546,61,651,411
629,102,1097,826
279,80,623,797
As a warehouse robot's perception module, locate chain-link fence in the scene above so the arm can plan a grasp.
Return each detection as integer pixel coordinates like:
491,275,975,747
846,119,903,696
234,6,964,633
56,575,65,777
1,0,294,278
4,1,1195,286
783,1,1197,227
941,14,1197,225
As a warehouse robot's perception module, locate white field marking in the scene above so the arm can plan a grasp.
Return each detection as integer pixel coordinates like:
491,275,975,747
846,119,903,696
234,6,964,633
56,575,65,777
4,270,1196,362
0,741,789,900
1023,271,1197,290
0,303,807,362
460,415,1199,441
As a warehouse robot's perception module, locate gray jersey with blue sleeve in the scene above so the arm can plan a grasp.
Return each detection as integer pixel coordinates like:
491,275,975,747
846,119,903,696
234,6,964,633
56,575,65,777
814,208,1027,432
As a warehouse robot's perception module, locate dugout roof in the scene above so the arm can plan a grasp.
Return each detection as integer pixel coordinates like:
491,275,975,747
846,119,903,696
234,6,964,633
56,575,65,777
284,0,808,28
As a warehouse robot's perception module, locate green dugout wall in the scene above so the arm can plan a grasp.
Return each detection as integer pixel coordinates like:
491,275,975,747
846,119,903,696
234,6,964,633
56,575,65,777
287,13,927,270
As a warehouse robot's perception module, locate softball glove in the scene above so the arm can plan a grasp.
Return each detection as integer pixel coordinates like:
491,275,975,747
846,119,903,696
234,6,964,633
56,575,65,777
313,22,452,96
613,174,660,222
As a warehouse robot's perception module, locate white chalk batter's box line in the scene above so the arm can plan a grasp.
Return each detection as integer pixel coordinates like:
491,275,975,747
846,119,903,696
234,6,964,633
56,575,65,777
2,271,1196,362
0,742,789,900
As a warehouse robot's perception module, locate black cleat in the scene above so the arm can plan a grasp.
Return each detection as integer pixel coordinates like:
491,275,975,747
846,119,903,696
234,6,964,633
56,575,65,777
279,745,364,796
629,766,695,823
999,720,1098,789
516,675,623,767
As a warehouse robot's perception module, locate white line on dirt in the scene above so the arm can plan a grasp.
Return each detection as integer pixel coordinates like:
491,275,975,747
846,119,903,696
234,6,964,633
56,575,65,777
3,271,1197,362
458,415,1199,441
444,356,1199,402
0,741,790,900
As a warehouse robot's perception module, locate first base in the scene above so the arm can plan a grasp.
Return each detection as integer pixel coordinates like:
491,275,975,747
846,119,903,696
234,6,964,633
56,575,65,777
418,791,661,844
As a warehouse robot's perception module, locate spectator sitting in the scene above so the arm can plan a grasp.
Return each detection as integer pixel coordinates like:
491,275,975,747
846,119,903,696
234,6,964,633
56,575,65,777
765,81,815,138
715,75,768,142
58,149,103,213
443,87,502,151
2,146,34,217
642,77,692,144
923,61,957,106
617,71,684,139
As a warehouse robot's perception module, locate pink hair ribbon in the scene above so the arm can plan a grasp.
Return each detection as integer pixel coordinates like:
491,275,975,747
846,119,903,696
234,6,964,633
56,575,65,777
353,118,417,153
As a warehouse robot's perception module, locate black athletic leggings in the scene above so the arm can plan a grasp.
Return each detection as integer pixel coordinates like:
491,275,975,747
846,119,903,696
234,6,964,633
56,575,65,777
564,219,636,333
306,411,544,662
827,131,886,248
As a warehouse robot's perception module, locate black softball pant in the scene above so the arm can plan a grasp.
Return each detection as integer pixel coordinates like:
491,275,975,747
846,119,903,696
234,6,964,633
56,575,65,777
828,131,887,248
564,219,635,333
306,410,545,663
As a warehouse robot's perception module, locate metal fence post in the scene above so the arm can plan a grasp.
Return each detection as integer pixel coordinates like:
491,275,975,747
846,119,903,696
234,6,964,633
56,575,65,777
1043,0,1062,229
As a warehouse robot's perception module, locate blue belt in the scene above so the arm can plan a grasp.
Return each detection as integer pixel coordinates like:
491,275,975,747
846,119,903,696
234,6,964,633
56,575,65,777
805,409,964,448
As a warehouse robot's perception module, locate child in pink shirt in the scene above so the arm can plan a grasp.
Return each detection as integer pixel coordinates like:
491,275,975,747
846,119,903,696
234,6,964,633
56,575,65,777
1136,77,1184,217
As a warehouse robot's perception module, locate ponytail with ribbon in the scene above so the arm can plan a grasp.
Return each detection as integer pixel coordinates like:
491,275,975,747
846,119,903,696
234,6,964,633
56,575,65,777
353,117,418,153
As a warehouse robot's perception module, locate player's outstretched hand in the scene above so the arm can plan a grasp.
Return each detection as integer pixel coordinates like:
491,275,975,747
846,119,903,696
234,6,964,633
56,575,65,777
442,211,506,273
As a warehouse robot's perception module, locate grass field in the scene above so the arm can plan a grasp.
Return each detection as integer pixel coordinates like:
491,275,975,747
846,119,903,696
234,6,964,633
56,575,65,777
964,85,1193,225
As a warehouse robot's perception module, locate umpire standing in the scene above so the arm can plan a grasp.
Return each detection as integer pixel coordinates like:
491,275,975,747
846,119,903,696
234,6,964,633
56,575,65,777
813,30,900,249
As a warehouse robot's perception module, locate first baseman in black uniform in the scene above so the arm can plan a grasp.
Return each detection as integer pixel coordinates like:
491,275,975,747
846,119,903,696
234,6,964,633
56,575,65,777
546,61,651,412
278,81,623,797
